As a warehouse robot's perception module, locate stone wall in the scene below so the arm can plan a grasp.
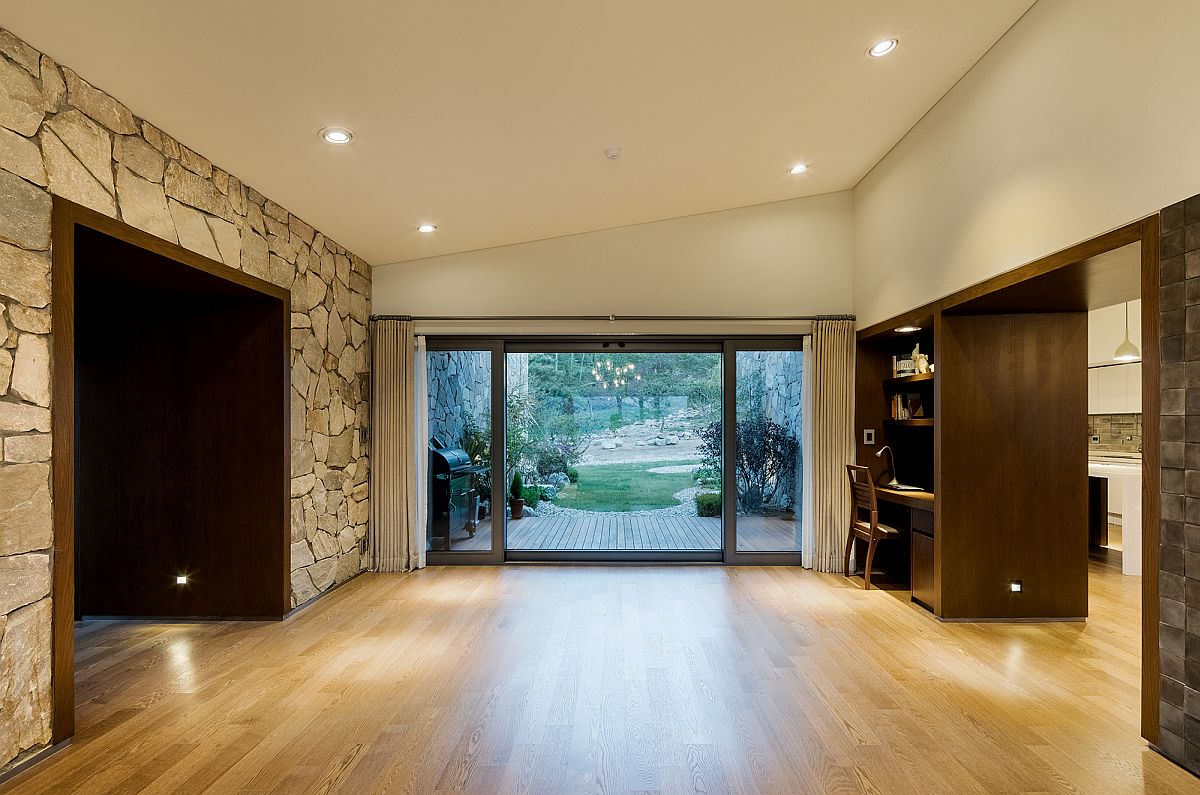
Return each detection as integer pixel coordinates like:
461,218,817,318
428,350,491,448
0,28,370,771
735,349,804,508
1159,194,1200,772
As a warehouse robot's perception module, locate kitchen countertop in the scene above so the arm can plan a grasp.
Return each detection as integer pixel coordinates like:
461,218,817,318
1088,451,1141,467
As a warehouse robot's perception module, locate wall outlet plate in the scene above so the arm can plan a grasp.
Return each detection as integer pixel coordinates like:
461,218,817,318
1091,435,1100,444
863,429,876,445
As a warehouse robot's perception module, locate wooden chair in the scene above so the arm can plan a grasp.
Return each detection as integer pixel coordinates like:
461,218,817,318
844,465,900,590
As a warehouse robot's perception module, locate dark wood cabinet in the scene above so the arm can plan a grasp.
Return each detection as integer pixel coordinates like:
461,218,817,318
1088,476,1109,548
911,506,934,537
911,529,935,611
857,310,1088,620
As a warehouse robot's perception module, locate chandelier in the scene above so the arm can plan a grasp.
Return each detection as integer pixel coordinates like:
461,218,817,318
592,360,641,390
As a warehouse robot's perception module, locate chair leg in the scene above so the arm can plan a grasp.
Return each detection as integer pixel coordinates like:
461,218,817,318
843,532,855,578
863,539,878,590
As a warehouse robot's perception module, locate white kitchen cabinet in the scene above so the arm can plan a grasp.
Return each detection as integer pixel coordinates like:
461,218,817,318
1087,459,1142,576
1096,365,1125,414
1126,362,1142,413
1088,362,1142,415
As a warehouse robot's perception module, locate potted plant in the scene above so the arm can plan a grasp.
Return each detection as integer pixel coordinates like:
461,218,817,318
510,471,525,519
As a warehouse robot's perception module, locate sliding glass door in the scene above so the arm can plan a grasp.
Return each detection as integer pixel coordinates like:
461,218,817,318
723,340,806,564
504,342,723,561
422,336,807,564
425,340,505,564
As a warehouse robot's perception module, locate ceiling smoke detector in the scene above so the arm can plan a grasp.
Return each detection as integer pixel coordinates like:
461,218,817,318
604,147,622,160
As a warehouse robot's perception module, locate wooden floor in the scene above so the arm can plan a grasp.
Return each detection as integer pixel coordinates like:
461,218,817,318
449,513,797,552
4,562,1193,794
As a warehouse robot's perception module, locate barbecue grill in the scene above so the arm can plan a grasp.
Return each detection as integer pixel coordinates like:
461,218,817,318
428,437,485,551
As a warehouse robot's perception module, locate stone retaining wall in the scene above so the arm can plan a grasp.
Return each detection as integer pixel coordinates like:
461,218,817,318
428,350,491,447
0,27,370,771
736,349,804,508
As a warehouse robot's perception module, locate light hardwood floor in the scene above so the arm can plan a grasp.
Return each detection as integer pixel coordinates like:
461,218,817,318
3,562,1195,793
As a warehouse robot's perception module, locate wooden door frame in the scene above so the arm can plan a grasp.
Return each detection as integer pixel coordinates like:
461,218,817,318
856,216,1161,743
49,197,292,743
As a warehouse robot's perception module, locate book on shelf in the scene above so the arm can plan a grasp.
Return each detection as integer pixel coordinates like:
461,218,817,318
890,393,927,420
890,358,933,379
891,356,916,377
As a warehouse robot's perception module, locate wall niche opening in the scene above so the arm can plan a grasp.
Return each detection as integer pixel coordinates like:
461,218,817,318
69,218,290,619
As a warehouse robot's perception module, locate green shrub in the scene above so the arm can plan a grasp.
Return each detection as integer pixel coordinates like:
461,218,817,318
695,492,721,517
510,471,524,501
693,464,721,487
565,467,579,483
521,485,540,510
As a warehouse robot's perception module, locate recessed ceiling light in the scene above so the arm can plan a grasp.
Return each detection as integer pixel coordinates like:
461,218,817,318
175,575,188,585
416,223,438,233
894,325,921,333
788,163,810,175
868,38,898,58
319,127,354,145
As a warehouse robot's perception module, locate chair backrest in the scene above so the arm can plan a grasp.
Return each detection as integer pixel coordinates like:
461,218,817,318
845,464,877,519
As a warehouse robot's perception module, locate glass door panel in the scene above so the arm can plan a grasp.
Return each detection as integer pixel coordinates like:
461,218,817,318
504,346,722,559
725,343,805,561
425,343,502,562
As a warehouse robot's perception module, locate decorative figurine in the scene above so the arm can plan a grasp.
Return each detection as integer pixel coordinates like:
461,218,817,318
913,343,930,374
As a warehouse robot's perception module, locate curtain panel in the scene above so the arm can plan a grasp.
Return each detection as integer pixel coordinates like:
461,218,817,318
368,319,426,572
810,319,856,572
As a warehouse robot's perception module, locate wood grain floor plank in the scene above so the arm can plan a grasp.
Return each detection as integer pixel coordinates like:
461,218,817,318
2,562,1194,794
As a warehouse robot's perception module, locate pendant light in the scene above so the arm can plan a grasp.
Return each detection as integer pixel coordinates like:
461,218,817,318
1113,302,1141,362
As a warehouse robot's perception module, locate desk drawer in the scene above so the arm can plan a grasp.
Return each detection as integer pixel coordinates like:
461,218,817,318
911,507,934,537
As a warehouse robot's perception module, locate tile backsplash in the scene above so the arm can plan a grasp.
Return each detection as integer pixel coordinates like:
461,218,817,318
1088,413,1142,453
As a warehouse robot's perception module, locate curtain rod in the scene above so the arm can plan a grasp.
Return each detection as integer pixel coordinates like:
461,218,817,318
370,314,855,322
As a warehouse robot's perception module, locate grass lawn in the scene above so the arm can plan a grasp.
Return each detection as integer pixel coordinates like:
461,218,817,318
554,460,697,512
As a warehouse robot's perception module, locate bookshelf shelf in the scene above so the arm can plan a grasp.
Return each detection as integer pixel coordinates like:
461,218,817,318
884,372,935,390
885,418,934,428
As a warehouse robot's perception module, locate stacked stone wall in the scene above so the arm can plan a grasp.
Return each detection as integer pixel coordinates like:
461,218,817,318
0,27,371,770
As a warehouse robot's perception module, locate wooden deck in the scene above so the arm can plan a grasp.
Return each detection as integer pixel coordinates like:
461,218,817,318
445,512,798,552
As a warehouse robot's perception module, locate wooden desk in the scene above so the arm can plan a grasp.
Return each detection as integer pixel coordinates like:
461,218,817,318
876,487,934,509
875,487,936,612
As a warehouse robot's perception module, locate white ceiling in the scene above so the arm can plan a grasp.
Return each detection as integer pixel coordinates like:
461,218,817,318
5,1,1034,265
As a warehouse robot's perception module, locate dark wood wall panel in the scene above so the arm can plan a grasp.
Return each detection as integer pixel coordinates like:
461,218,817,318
1139,214,1160,744
938,313,1088,619
72,225,288,618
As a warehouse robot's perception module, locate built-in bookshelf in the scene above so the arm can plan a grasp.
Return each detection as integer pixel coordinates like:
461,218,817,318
884,372,934,422
853,325,937,496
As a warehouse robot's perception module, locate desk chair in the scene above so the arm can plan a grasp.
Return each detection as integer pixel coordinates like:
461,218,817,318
845,465,900,590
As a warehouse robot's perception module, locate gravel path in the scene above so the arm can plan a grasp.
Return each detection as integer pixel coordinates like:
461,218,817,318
645,464,700,474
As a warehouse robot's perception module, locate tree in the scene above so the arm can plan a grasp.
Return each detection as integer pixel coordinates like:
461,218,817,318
699,413,798,512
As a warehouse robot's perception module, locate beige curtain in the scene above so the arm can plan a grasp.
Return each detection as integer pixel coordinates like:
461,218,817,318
368,319,426,572
810,319,856,572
